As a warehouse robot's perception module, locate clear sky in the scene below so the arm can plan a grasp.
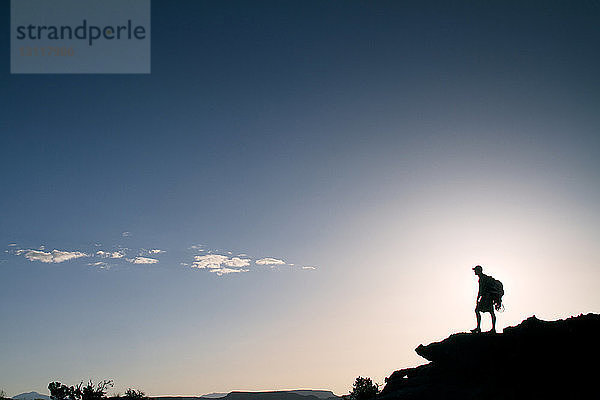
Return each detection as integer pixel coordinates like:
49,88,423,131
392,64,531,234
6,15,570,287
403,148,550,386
1,0,599,396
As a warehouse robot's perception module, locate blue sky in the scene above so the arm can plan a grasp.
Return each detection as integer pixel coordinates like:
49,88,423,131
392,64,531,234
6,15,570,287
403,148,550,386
1,0,600,396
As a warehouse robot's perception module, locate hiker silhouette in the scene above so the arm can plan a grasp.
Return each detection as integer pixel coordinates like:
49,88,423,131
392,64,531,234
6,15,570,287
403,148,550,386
471,265,504,334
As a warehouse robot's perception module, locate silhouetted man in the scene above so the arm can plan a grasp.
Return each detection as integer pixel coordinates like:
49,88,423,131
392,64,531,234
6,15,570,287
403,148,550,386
472,265,502,334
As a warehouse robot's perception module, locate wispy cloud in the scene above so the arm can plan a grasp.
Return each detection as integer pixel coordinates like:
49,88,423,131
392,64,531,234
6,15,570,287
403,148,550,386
190,254,251,275
88,261,111,269
186,251,318,276
121,231,131,237
212,267,250,276
97,250,125,259
8,242,315,276
16,249,88,263
191,254,229,269
226,257,251,267
191,254,250,269
89,261,106,266
256,257,286,266
130,257,159,265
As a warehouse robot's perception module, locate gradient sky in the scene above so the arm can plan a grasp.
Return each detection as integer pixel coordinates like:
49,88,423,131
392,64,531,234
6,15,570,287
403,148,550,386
1,0,599,396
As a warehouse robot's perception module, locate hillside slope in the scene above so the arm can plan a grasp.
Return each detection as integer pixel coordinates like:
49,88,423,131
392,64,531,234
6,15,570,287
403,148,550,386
12,392,51,400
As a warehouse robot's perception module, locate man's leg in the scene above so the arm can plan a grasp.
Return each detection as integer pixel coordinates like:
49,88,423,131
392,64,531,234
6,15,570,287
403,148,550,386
490,310,496,333
472,309,482,333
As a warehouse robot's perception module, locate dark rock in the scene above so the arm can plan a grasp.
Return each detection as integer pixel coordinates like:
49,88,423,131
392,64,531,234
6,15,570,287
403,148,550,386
380,313,600,400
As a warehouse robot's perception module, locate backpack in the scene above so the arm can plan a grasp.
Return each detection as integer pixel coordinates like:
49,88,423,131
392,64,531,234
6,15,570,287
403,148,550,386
488,277,504,311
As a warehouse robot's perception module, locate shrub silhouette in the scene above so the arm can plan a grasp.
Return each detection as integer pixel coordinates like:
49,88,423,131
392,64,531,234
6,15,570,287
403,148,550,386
48,382,74,400
49,380,114,400
80,381,114,400
348,376,379,400
123,389,146,400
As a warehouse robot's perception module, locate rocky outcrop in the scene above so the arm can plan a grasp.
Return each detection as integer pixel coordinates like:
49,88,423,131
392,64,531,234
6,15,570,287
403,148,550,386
380,313,600,400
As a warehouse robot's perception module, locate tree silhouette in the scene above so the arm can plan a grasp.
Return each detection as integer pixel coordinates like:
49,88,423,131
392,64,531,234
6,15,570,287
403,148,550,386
49,381,114,400
48,382,75,400
123,389,146,400
348,376,379,400
79,380,114,400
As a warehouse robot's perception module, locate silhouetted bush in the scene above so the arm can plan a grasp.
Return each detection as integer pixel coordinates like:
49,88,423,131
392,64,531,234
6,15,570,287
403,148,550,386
347,376,379,400
123,389,146,400
49,380,114,400
48,382,73,400
80,381,114,400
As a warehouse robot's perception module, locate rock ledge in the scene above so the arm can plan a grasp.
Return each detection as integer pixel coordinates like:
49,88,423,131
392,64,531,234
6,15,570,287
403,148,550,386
380,313,600,399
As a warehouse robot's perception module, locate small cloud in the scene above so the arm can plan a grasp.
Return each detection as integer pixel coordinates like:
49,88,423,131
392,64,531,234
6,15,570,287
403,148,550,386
97,250,125,259
226,257,251,268
16,249,88,263
256,257,286,266
88,261,110,270
211,267,250,276
189,244,205,251
130,257,159,265
301,266,317,270
190,254,251,271
191,254,229,269
88,261,106,267
148,249,165,254
7,243,17,247
121,231,131,237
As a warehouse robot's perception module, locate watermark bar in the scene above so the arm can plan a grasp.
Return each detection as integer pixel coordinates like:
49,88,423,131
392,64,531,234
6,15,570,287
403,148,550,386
11,0,151,74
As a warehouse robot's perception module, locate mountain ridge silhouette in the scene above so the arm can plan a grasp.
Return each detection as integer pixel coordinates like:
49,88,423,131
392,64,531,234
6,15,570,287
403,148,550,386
154,390,339,400
12,392,51,400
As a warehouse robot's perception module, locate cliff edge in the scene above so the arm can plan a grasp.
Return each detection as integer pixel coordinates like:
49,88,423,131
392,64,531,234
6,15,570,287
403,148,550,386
380,313,600,399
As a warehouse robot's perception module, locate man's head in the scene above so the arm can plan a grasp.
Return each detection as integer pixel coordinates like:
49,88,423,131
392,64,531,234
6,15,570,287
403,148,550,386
473,265,483,275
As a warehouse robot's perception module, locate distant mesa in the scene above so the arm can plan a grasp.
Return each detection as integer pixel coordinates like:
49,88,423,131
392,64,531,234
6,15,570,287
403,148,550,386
12,389,338,400
222,391,338,400
12,392,51,400
380,313,600,400
288,391,337,399
156,391,339,400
